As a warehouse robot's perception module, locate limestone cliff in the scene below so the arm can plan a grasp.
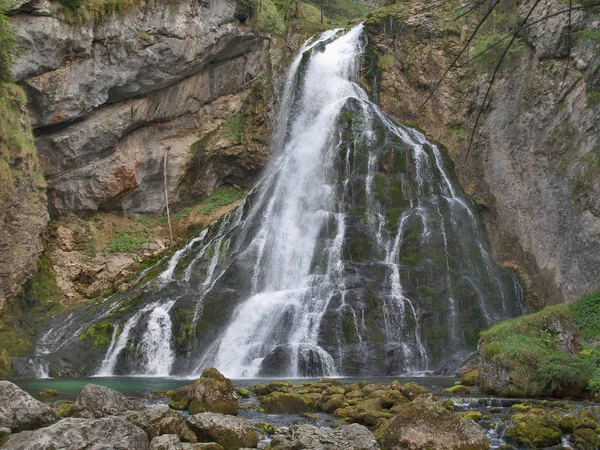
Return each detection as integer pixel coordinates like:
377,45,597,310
10,0,281,216
365,0,600,306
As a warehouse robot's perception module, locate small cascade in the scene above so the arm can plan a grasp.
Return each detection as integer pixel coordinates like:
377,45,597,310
32,24,526,378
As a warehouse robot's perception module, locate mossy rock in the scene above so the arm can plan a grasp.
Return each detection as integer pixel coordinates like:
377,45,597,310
444,384,471,395
252,381,293,396
257,421,278,435
505,415,561,448
400,382,429,401
0,349,11,379
460,411,483,422
322,394,344,413
460,369,479,386
511,404,532,413
53,402,73,417
380,389,408,409
259,392,317,414
573,428,599,450
236,388,250,398
39,389,58,397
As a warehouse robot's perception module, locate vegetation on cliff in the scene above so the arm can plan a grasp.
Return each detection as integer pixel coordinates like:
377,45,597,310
478,290,600,398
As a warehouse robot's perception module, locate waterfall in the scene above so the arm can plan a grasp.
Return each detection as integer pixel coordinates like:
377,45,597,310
32,24,526,378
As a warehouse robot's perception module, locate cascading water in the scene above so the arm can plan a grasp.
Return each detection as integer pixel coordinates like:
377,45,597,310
32,25,525,379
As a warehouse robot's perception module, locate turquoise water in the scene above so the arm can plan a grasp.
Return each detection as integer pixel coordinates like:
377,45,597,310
13,376,459,399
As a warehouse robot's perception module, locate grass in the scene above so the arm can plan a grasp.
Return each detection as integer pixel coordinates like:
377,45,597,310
479,291,600,398
104,230,152,254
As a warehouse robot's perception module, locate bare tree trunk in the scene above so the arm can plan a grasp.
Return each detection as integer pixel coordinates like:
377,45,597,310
164,147,174,244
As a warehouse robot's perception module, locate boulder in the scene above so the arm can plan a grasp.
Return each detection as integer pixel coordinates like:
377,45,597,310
259,392,318,414
186,412,258,450
149,415,198,443
150,434,224,450
0,380,58,432
170,368,238,415
3,416,149,449
268,423,379,450
400,382,429,401
71,384,146,419
375,396,489,450
0,427,10,447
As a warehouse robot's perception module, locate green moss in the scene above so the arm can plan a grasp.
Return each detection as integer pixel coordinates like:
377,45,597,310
0,0,18,83
0,348,10,378
378,53,396,71
79,321,115,348
569,291,600,340
257,421,278,435
373,173,387,203
259,392,318,414
586,90,600,108
104,230,151,254
199,186,246,215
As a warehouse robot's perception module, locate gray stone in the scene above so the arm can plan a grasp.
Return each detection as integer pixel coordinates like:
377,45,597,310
186,413,258,450
269,424,379,450
0,381,58,432
3,416,149,449
71,384,145,419
150,434,224,450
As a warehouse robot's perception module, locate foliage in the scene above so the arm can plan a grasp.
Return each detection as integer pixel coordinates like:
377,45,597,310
536,353,595,395
472,32,526,73
586,90,600,108
0,0,18,82
199,186,246,215
79,321,115,348
24,254,62,306
569,290,600,341
104,230,151,254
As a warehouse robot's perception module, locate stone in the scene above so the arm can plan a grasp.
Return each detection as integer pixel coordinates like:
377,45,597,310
0,427,10,447
400,382,429,401
170,368,238,415
321,394,344,413
375,396,489,450
444,384,471,395
0,380,58,432
148,415,198,443
71,384,146,419
379,389,408,409
259,392,318,414
3,416,149,449
186,412,258,450
150,434,225,450
268,423,379,450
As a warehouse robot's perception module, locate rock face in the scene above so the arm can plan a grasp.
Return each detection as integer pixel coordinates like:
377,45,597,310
3,416,149,449
9,0,276,216
0,83,48,304
71,383,146,419
186,413,258,450
375,396,489,450
268,424,379,450
170,368,238,415
0,380,58,432
365,0,600,305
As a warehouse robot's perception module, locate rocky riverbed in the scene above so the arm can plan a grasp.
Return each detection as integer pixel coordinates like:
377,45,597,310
2,369,599,449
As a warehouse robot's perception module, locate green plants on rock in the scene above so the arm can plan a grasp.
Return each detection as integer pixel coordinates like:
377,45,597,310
79,321,115,348
104,230,151,254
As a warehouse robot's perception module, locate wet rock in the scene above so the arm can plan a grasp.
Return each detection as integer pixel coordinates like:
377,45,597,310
375,396,489,450
71,384,146,419
0,380,58,432
379,389,408,409
3,416,149,449
186,412,258,450
268,423,379,450
252,381,293,396
170,368,238,415
260,392,318,414
505,410,561,449
444,384,471,395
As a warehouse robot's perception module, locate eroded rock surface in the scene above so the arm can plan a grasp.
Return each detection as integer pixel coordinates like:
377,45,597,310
0,381,58,432
186,413,258,450
71,383,146,419
268,423,379,450
3,416,149,450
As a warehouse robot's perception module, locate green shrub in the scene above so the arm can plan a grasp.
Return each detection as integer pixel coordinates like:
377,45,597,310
536,353,595,396
200,186,246,215
569,291,600,340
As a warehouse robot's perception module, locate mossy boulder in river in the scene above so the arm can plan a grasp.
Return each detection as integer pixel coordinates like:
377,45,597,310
169,368,238,415
375,396,489,450
260,392,318,414
186,412,258,450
